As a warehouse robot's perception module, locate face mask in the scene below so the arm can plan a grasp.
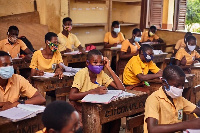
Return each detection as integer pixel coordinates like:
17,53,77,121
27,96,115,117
143,50,153,62
113,28,120,34
149,31,155,36
63,25,72,32
0,66,14,79
187,42,196,51
8,36,18,44
87,61,104,74
134,37,141,42
163,79,183,99
48,41,58,52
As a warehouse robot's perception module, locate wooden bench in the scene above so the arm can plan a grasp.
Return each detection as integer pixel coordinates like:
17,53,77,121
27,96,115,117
126,113,144,133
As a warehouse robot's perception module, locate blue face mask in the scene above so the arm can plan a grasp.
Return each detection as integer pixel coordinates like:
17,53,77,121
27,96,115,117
0,66,14,79
143,50,153,62
134,37,141,42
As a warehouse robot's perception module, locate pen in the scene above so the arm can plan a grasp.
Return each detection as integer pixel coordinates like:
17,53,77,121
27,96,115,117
193,113,198,118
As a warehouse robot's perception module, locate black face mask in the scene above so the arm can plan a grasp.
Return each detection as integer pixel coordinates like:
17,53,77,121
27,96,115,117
75,127,83,133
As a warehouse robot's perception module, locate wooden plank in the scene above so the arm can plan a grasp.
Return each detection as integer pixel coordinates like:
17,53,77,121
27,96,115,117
73,23,107,27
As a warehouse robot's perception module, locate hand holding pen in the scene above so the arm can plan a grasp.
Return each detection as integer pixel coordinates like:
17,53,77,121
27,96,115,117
93,81,108,94
35,68,44,76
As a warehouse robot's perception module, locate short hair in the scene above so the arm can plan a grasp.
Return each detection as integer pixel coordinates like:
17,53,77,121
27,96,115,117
184,32,192,39
8,26,19,32
45,32,58,42
139,44,153,54
132,28,141,35
0,50,11,58
42,101,75,131
112,21,120,27
63,17,72,24
186,35,196,43
87,49,103,60
150,25,157,30
162,65,185,81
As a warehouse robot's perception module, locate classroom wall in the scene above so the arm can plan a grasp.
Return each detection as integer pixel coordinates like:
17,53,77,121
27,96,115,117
162,0,174,30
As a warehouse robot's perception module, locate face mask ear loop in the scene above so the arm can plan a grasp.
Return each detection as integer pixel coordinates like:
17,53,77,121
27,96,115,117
163,79,170,91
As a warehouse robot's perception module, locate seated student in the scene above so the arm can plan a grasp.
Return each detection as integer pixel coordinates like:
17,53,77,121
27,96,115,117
119,28,141,59
0,50,45,110
37,101,82,133
30,32,64,78
0,26,33,60
104,21,125,48
140,25,163,43
175,35,200,73
58,17,84,54
69,49,125,133
174,32,193,54
144,65,200,133
123,44,162,93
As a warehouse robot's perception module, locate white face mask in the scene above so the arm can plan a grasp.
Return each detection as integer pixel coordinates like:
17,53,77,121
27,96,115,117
187,42,196,51
0,66,14,79
164,79,183,98
134,37,141,42
114,28,120,34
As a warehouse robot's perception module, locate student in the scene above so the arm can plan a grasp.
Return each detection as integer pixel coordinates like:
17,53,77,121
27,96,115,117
175,35,200,73
0,26,33,59
0,50,45,110
37,101,82,133
104,21,125,48
58,17,84,54
30,32,64,79
119,28,141,59
69,49,125,133
123,44,162,93
174,32,193,54
144,65,200,133
140,25,162,42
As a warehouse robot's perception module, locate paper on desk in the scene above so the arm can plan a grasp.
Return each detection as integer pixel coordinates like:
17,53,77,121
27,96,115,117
17,104,45,114
32,72,55,78
194,63,200,66
183,129,200,133
64,51,81,55
63,68,82,76
111,44,122,50
153,50,164,55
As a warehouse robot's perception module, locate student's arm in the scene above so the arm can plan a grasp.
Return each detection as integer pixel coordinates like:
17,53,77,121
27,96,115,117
77,45,85,53
192,107,200,117
146,117,200,133
104,57,125,90
31,68,44,76
104,32,117,48
119,51,138,59
136,70,162,81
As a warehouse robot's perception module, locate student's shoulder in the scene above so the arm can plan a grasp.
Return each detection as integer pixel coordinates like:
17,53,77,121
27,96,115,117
146,90,160,103
105,32,111,36
0,39,8,44
33,50,42,55
69,32,78,38
11,74,25,81
118,32,124,36
122,39,129,44
57,32,63,37
75,67,88,75
177,48,186,53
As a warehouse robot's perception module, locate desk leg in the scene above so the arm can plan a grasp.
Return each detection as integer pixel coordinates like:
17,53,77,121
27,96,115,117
82,103,101,133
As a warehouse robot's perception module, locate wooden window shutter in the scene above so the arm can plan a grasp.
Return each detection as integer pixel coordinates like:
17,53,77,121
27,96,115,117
176,0,187,30
149,0,163,29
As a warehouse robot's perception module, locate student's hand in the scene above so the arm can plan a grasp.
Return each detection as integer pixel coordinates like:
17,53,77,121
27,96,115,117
36,70,44,76
65,48,72,53
180,56,187,66
1,101,19,111
93,86,108,95
54,68,63,79
103,57,110,68
113,43,118,47
187,118,200,129
23,54,32,62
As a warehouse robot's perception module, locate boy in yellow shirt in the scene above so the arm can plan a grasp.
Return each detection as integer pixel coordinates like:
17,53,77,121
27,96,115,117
0,50,45,110
123,44,162,93
69,49,125,133
144,65,200,133
140,26,162,42
58,17,84,54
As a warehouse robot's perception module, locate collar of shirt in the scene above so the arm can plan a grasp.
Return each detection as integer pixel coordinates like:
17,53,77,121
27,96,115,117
136,54,147,69
60,32,72,39
0,75,14,93
4,39,20,45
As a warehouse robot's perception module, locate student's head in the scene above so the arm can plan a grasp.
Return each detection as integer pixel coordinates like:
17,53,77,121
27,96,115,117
184,32,192,41
162,65,185,99
112,21,120,33
42,101,82,133
62,17,73,32
139,44,154,63
7,26,19,44
0,51,14,80
149,26,157,36
45,32,58,52
132,28,141,42
186,35,196,51
86,49,104,74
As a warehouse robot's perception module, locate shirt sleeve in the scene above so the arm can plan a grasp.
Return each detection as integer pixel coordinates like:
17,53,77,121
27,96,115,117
121,40,129,52
104,32,109,43
175,49,184,61
119,32,125,42
20,40,28,51
154,34,159,40
29,51,38,69
57,34,66,52
56,51,63,64
19,75,37,98
175,40,181,50
102,71,114,87
130,60,143,76
195,50,200,58
72,69,85,91
182,97,196,114
149,61,160,74
73,34,81,48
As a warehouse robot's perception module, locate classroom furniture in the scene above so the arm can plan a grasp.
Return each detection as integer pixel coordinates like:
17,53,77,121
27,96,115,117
82,90,147,133
13,58,31,74
141,42,166,52
62,53,87,67
0,113,43,133
191,66,200,86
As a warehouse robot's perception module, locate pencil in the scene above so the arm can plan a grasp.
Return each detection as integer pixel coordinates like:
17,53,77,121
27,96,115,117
193,113,198,118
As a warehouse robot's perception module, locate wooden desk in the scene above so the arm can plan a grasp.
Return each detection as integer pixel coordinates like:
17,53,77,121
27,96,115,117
12,58,30,74
82,90,148,133
191,66,200,86
62,53,87,66
141,42,166,51
0,113,43,133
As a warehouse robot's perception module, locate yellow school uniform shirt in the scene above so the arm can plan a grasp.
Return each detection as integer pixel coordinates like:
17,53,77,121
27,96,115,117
36,128,46,133
0,39,27,58
104,32,125,45
140,31,159,42
121,39,141,53
72,67,113,92
175,38,186,50
123,55,160,85
0,74,37,103
29,50,63,73
175,48,200,65
57,32,81,52
144,87,196,133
